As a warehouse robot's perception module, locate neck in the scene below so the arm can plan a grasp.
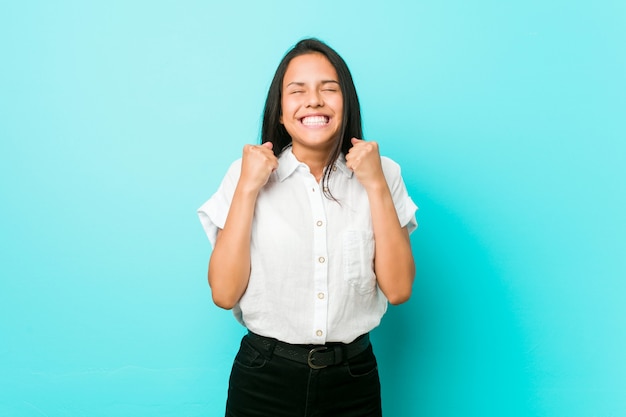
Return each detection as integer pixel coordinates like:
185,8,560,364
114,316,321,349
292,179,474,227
292,147,331,182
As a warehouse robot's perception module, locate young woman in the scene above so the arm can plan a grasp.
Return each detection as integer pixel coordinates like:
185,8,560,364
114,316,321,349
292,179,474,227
198,38,418,417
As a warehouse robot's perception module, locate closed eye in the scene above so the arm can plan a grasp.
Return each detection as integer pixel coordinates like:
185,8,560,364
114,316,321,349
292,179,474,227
321,80,340,92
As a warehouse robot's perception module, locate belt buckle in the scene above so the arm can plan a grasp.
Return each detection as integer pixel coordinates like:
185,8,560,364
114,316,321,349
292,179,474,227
307,346,328,369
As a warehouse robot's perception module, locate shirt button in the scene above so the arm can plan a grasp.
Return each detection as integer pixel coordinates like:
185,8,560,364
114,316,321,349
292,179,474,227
316,220,323,227
318,256,325,263
317,292,325,299
316,330,323,337
323,187,329,193
332,165,337,172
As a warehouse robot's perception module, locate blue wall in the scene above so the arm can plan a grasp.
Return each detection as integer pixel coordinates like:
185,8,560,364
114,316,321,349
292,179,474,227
1,1,625,416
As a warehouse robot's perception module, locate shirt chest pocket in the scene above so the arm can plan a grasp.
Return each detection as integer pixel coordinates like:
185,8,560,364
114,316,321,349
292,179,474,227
342,230,377,294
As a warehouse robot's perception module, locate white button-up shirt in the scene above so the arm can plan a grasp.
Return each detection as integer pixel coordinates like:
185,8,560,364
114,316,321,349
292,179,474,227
198,147,417,344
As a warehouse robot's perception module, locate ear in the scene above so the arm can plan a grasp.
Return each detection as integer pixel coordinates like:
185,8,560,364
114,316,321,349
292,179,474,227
279,112,283,124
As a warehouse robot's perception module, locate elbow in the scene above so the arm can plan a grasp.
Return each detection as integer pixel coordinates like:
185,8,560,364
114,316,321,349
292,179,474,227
383,267,415,305
211,291,238,310
386,288,412,305
208,271,240,310
209,278,239,309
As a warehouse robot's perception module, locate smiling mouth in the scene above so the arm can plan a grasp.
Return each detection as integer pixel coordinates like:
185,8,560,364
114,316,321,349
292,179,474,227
300,115,330,126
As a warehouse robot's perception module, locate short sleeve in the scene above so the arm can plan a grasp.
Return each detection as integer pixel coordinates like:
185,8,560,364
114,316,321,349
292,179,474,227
381,157,418,234
197,159,242,247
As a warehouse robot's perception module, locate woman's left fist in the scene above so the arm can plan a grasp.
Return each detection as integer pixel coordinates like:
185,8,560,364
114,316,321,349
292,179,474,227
345,138,385,189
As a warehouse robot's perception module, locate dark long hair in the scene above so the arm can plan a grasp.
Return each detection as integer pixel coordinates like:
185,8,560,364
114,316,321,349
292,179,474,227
261,38,363,198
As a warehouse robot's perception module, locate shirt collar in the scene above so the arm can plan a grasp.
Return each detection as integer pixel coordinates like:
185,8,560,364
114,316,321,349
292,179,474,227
276,146,354,182
333,153,354,179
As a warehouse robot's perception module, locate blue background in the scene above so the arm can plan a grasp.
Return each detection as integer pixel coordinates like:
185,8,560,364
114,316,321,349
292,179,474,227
1,1,625,416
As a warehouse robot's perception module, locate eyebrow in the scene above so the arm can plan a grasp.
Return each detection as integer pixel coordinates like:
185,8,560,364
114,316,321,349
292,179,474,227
285,80,340,88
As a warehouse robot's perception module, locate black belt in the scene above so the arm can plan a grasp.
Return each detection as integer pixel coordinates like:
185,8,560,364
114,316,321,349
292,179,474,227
246,332,370,369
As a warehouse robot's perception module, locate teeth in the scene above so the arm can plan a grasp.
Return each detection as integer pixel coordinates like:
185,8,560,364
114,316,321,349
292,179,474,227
301,116,329,126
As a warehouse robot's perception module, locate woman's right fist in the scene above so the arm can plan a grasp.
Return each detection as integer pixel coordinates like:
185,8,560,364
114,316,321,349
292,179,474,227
239,142,279,191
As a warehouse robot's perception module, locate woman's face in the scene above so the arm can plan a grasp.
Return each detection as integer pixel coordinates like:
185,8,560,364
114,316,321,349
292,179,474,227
280,52,343,157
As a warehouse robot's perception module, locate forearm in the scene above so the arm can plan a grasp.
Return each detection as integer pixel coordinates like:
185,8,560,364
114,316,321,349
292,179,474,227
208,184,258,309
366,182,415,305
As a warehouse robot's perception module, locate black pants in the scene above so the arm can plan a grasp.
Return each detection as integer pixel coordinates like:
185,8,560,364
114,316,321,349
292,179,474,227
225,333,382,417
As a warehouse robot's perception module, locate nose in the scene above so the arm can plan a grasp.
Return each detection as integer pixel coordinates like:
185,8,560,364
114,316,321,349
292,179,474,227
306,90,324,107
